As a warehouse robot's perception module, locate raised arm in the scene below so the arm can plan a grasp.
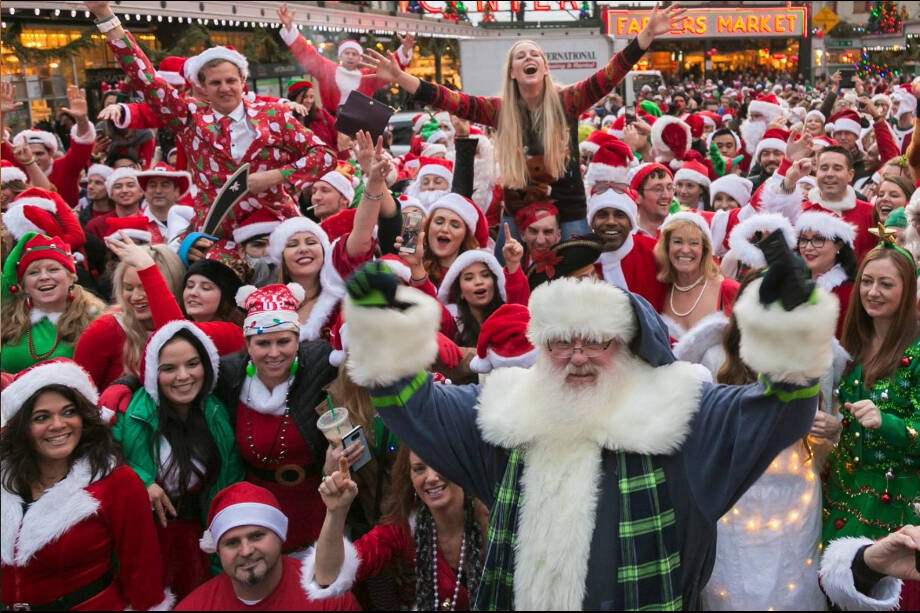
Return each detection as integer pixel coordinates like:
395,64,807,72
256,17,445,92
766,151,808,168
347,130,392,256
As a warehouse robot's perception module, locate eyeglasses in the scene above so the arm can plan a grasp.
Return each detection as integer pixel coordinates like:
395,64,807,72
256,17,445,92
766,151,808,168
593,182,629,194
797,236,827,249
547,339,614,359
642,184,674,196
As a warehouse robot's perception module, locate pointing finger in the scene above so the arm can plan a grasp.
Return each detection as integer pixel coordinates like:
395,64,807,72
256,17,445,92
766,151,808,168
338,456,350,481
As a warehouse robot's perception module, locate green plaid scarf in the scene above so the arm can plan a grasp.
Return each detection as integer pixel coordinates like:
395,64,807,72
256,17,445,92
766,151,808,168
476,449,681,611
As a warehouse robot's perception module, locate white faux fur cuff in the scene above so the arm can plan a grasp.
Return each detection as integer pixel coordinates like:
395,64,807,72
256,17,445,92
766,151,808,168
70,122,96,146
299,539,361,600
344,285,441,387
734,278,838,385
280,25,300,46
760,176,804,221
819,537,902,611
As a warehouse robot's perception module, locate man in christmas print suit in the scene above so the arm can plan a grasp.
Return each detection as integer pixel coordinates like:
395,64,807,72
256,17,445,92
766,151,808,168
85,1,337,246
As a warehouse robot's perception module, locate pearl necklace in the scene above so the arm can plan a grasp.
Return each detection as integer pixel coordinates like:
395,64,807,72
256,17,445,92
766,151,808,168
669,279,709,318
431,523,466,611
672,274,705,292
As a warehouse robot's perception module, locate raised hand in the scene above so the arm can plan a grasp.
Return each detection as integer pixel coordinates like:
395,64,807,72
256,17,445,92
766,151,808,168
318,457,358,513
84,1,112,18
12,143,35,166
60,86,88,121
784,131,813,162
97,104,122,122
638,2,685,49
0,81,23,116
396,32,415,53
354,130,378,177
359,48,403,84
277,3,295,30
501,222,524,274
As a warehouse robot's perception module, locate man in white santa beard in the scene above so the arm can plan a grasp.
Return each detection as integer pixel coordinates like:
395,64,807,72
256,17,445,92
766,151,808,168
739,117,768,157
404,161,454,210
471,136,498,214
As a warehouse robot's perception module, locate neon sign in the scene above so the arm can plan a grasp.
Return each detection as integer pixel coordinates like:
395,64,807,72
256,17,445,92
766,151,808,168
604,6,808,39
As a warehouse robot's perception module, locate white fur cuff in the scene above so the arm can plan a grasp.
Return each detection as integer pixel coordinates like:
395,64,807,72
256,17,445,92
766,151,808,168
280,25,300,46
734,278,838,385
299,539,361,600
819,537,902,611
70,122,96,146
344,285,441,387
760,176,804,221
127,589,176,611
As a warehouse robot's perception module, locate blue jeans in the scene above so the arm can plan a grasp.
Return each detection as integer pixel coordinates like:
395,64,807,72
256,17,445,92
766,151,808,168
493,215,591,265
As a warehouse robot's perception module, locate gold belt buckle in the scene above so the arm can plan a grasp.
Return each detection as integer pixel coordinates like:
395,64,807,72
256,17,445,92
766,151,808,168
275,464,306,486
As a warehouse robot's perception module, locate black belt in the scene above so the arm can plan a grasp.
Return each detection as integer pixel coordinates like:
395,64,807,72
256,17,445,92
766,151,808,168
247,463,319,486
3,569,113,611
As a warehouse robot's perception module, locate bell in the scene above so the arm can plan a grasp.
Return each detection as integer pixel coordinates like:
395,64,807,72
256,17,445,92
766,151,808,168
854,432,860,439
881,391,889,401
441,599,453,610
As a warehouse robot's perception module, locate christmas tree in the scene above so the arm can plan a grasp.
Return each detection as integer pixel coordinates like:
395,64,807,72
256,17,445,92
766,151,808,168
868,0,901,34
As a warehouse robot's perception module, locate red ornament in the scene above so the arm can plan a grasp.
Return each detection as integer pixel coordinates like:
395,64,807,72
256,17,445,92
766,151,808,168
833,518,846,530
880,493,892,504
842,417,850,427
816,29,824,38
902,357,911,366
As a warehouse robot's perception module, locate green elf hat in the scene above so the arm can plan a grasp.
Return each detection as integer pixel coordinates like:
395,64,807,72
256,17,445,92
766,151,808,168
285,77,313,100
2,231,38,298
638,99,662,118
2,232,77,298
884,207,907,229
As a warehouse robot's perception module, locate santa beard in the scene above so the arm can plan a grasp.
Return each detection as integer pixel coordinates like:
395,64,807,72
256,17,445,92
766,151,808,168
740,119,767,157
471,148,498,214
417,188,450,210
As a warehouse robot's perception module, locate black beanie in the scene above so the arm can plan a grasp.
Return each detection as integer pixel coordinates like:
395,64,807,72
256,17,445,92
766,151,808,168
183,259,242,307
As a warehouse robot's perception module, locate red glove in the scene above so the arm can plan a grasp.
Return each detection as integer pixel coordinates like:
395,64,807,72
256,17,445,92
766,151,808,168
98,383,133,423
436,333,462,369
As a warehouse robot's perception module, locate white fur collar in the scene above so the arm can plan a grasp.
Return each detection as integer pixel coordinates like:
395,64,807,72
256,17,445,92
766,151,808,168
816,264,848,292
808,185,857,213
29,308,63,326
240,374,292,416
1,458,101,566
334,67,363,106
597,234,635,266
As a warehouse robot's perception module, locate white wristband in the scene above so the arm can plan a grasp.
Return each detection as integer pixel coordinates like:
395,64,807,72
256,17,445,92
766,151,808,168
96,15,122,33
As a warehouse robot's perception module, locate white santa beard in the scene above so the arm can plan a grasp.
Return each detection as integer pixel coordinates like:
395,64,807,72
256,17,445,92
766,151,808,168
740,120,767,157
418,189,450,209
471,155,497,212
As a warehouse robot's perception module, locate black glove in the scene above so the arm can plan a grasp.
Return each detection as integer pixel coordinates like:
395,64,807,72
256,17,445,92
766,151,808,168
757,229,815,311
346,261,412,311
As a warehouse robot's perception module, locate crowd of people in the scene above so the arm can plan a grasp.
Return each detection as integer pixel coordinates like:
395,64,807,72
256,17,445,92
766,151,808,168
1,1,918,610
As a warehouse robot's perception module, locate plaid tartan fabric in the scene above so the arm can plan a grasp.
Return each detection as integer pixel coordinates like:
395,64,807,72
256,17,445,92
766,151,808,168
476,447,521,611
617,453,682,611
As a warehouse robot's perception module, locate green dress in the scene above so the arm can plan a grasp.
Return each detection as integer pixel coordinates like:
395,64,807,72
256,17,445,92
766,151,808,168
0,317,74,374
822,336,920,543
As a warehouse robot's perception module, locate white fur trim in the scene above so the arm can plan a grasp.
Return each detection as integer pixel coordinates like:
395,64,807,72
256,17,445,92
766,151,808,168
584,162,631,185
1,362,99,428
105,167,139,196
748,99,784,120
318,171,355,203
186,46,249,88
579,140,600,154
417,163,453,185
527,277,636,346
12,129,57,154
268,216,331,266
279,24,300,46
819,537,902,611
142,320,220,404
709,209,731,257
86,163,114,181
233,220,281,244
338,40,362,55
710,175,753,210
671,311,729,376
436,249,507,305
662,210,713,245
299,538,361,599
673,167,710,188
830,118,861,136
754,137,787,160
107,228,152,244
807,185,857,214
470,346,539,374
207,502,289,550
0,165,27,184
651,115,691,160
344,285,441,386
286,282,307,305
1,206,44,241
734,278,838,385
126,589,177,611
157,70,186,87
805,109,825,123
235,285,258,308
1,458,101,566
166,204,195,244
69,122,96,146
9,196,56,212
586,190,638,231
816,264,850,293
728,212,796,270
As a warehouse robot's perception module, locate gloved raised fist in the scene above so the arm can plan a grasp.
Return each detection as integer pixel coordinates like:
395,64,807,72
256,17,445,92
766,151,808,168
757,229,815,311
346,261,412,310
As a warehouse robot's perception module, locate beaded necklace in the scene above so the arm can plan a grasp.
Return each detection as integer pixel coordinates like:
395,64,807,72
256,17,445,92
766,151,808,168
431,523,466,611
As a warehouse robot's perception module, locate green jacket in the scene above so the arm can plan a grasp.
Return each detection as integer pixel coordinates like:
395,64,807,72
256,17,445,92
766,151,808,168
113,388,245,522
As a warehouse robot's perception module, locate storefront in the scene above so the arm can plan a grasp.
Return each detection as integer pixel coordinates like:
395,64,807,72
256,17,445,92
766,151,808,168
603,5,810,79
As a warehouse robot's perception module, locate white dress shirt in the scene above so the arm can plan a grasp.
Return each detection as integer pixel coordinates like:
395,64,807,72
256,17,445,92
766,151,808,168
216,102,257,163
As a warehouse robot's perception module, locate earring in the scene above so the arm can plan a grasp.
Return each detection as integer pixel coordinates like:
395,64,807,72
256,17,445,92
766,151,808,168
68,285,75,302
245,360,255,377
289,357,299,375
24,296,32,310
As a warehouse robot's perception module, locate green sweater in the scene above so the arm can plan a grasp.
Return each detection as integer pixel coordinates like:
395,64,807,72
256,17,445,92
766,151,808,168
113,388,245,523
1,318,74,374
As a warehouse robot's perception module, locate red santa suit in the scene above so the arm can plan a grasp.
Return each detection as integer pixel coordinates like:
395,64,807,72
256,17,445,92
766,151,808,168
280,28,412,111
594,233,667,313
1,460,173,611
5,124,96,207
107,34,337,243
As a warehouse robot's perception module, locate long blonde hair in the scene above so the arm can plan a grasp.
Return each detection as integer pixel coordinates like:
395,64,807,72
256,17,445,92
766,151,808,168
1,282,106,346
496,40,570,190
110,245,184,375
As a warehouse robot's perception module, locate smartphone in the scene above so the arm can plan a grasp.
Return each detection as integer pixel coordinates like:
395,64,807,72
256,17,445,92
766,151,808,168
839,69,856,90
342,425,372,472
400,211,424,254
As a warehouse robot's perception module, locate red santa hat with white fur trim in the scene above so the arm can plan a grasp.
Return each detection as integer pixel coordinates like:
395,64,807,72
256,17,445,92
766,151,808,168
890,83,917,118
414,157,454,185
579,129,619,156
586,189,638,232
826,109,861,137
753,128,788,160
377,254,413,284
232,208,282,244
328,318,349,367
199,482,288,553
12,129,58,154
106,215,153,244
156,56,188,88
105,167,139,197
3,187,69,242
236,283,305,337
584,140,636,185
436,249,507,307
0,159,26,185
428,193,489,248
86,163,114,182
338,40,363,55
673,159,711,189
139,320,220,404
184,46,249,88
396,193,424,214
794,209,856,247
470,303,538,373
748,93,784,121
651,115,692,169
1,358,99,427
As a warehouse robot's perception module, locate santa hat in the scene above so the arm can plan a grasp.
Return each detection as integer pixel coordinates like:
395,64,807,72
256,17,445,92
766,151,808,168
827,109,861,136
338,39,362,55
3,233,76,293
136,162,191,197
753,128,788,160
812,135,838,150
319,207,357,243
795,209,856,247
514,201,559,232
661,210,712,245
528,277,636,346
140,320,220,404
436,249,507,306
317,170,355,204
267,217,331,267
377,254,413,284
748,94,784,121
0,159,27,185
727,212,796,270
86,163,114,182
412,113,430,134
673,159,711,189
709,174,753,209
236,283,305,337
871,93,891,109
105,167,139,197
232,208,282,244
396,193,424,214
1,358,98,428
285,77,312,99
651,115,692,164
698,111,720,131
185,46,249,88
2,189,67,242
628,162,673,194
584,140,636,185
429,193,489,248
579,129,618,155
157,56,188,88
12,129,58,154
421,143,448,159
415,157,454,185
426,130,448,144
106,215,153,244
199,483,288,553
805,109,825,124
469,304,538,373
684,114,705,140
586,189,638,232
891,84,917,118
